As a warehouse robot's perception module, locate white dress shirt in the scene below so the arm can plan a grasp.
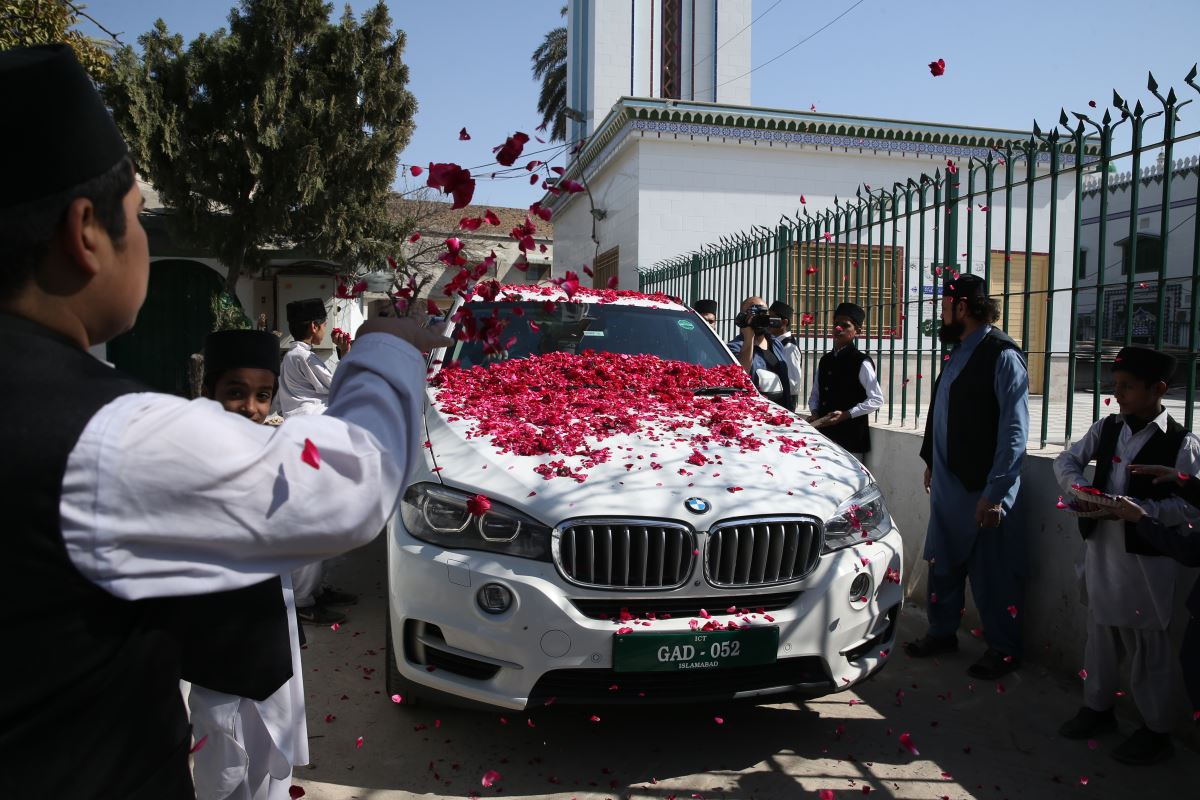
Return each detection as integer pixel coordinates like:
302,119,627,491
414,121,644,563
278,341,335,418
1054,410,1200,629
59,333,425,798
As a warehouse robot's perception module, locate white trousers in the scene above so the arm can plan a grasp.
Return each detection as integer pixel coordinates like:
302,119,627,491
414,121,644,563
291,561,325,608
189,687,295,800
1083,610,1179,733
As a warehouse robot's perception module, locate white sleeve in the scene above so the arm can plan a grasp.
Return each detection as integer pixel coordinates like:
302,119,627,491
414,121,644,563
1139,433,1200,528
848,360,885,418
1054,419,1103,492
61,333,425,600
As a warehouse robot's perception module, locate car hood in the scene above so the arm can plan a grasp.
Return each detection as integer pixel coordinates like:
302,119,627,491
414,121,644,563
422,387,873,528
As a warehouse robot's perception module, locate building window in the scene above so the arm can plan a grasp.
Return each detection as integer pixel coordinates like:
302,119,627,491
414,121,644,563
660,0,682,100
594,246,620,289
1119,234,1162,276
1078,248,1088,280
789,242,904,338
525,262,550,282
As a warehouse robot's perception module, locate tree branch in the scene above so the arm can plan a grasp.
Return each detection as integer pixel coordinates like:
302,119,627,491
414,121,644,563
64,1,124,45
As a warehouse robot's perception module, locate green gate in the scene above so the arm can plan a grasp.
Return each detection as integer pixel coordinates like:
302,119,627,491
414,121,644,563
108,259,224,396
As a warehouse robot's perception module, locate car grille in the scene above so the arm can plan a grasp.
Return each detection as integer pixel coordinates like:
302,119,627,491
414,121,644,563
705,518,823,587
568,591,800,620
527,656,831,706
556,522,694,589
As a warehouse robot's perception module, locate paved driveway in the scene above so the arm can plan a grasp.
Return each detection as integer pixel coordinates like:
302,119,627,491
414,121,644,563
291,538,1196,799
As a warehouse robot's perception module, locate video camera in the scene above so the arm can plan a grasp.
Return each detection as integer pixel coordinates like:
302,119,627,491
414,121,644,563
734,304,783,334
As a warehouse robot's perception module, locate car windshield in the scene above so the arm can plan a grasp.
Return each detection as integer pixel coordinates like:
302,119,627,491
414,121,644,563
441,301,734,371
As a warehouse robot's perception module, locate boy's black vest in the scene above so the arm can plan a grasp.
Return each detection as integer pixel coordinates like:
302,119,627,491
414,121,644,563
1078,414,1188,556
0,314,290,799
920,327,1025,491
816,344,872,453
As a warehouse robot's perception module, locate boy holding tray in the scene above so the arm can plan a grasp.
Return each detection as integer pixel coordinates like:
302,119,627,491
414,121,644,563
1053,346,1200,764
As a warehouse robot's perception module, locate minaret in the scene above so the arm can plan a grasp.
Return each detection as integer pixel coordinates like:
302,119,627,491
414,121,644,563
565,0,752,144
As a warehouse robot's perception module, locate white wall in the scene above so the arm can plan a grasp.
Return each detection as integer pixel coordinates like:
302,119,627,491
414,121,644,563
713,0,751,105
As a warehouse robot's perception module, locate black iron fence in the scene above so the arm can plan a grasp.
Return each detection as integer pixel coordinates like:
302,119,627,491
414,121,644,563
638,67,1200,447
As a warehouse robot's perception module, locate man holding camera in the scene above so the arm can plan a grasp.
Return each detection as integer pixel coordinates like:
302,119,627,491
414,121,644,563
728,295,793,410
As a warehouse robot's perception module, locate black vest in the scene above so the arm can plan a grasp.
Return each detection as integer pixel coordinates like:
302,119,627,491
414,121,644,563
920,328,1025,491
1078,414,1188,556
0,314,193,799
816,344,872,453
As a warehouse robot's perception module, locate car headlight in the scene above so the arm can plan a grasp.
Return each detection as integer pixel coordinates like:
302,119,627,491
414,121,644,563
822,483,890,552
400,483,551,560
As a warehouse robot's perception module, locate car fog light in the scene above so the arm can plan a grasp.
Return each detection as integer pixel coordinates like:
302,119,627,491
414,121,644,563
477,583,513,614
849,573,872,604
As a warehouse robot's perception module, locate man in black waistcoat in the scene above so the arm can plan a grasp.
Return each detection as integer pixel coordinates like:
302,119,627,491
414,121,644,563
906,274,1030,682
807,302,884,458
1054,347,1200,765
0,45,449,799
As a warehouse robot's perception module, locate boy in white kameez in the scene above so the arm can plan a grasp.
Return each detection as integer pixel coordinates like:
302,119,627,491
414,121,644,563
183,329,307,800
1054,346,1200,765
278,298,356,625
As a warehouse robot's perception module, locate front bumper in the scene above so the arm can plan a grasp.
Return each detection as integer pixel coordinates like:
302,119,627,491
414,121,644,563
385,515,903,711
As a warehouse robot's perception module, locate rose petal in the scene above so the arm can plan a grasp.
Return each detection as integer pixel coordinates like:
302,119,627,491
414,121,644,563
898,731,919,755
288,787,306,799
409,165,423,177
300,439,320,469
355,736,364,749
459,127,471,140
390,694,403,703
481,770,502,788
189,735,208,754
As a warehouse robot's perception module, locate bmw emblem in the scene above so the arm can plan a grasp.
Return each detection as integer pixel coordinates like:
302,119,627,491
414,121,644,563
685,497,711,515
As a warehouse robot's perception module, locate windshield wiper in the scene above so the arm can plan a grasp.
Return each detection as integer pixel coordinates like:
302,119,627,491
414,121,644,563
692,386,748,396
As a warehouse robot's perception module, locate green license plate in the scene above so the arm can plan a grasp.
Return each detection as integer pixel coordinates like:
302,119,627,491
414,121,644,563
612,627,779,673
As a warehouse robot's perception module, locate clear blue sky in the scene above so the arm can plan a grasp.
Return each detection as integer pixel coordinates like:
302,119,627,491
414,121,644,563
84,0,1199,211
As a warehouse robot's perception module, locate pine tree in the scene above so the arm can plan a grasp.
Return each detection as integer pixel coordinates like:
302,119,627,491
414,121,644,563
0,0,114,80
103,0,417,296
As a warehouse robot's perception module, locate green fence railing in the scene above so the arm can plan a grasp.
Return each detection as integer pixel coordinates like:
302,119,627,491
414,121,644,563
639,68,1200,448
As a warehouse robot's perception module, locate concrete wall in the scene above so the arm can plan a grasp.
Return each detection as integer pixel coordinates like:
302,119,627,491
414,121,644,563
869,421,1197,690
712,0,751,105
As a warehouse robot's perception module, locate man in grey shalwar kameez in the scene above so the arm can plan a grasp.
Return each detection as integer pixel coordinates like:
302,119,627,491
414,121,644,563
906,275,1029,681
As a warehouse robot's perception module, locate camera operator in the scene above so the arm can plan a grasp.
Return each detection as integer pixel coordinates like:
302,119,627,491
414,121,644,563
768,301,805,412
728,295,793,410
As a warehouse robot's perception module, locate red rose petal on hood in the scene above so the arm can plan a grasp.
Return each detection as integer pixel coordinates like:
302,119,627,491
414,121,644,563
481,770,501,788
300,439,320,469
466,494,491,516
458,127,471,140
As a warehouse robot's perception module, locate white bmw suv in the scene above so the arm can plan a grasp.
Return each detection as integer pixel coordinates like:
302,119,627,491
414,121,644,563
385,284,902,710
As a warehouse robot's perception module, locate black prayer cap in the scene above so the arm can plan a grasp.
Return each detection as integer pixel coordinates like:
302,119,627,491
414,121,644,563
1113,345,1176,385
0,44,129,210
833,302,865,328
692,299,718,316
944,273,986,301
769,301,793,320
204,330,281,378
286,298,327,324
